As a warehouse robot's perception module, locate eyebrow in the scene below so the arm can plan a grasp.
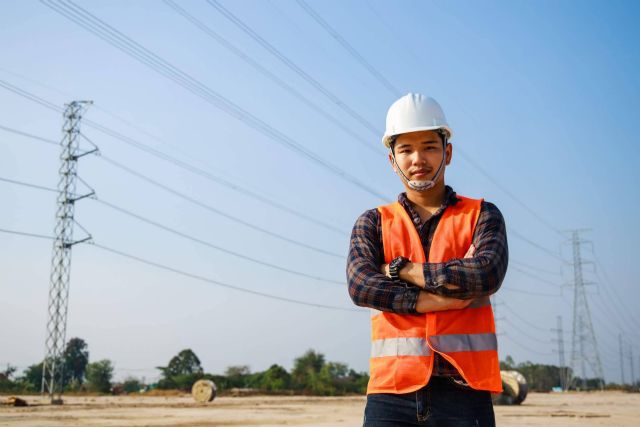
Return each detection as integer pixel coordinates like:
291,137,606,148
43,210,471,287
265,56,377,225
396,139,439,149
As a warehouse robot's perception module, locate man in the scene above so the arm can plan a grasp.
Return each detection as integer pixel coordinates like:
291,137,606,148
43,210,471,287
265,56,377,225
347,93,508,426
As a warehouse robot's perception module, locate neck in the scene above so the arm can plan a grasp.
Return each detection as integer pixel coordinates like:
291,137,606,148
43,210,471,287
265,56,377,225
405,181,447,211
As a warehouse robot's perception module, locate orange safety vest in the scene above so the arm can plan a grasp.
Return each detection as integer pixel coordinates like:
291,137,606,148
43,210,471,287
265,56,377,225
368,196,502,394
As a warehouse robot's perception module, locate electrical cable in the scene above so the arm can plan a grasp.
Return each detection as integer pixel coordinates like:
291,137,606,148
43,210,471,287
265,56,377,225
162,0,382,155
206,0,381,136
0,68,352,235
90,242,361,312
508,265,563,288
501,303,553,333
0,176,58,193
0,174,345,282
0,227,54,240
499,286,561,297
39,0,389,202
501,333,553,356
508,227,565,262
0,124,59,146
0,226,362,312
500,317,551,345
98,154,344,259
94,198,345,286
296,0,402,97
1,79,565,259
509,259,562,276
0,104,349,236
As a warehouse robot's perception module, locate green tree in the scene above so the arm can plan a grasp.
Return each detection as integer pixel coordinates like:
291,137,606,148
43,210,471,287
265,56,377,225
21,362,44,392
500,355,516,370
86,360,114,393
224,365,252,388
292,349,325,391
121,376,143,394
63,337,89,387
0,365,18,392
259,364,291,391
157,349,203,390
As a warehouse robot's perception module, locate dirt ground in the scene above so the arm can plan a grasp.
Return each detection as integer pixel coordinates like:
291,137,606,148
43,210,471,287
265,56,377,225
1,391,639,426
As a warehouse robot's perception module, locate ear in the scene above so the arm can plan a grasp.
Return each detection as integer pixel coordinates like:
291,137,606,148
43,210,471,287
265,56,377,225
445,143,452,166
388,152,397,172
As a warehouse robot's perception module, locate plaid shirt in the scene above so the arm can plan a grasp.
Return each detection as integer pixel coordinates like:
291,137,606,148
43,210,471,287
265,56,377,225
346,186,508,376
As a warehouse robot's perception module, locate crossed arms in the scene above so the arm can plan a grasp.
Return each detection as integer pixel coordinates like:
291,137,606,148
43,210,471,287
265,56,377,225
346,202,508,315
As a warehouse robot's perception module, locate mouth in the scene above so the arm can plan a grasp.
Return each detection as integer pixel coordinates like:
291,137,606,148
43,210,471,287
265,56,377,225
410,170,431,179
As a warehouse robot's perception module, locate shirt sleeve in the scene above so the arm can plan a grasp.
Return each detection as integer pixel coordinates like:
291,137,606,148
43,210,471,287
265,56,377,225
422,201,508,299
346,209,420,314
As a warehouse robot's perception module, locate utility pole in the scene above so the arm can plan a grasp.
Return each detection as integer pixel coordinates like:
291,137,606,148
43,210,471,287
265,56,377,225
41,101,95,404
568,230,604,390
619,334,625,385
552,315,567,390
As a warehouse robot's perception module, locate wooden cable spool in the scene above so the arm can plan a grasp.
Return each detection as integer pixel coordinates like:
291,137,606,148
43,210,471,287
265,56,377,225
492,370,528,405
191,379,217,403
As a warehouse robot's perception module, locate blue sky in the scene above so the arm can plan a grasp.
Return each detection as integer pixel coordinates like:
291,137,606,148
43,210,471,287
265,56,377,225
1,0,638,384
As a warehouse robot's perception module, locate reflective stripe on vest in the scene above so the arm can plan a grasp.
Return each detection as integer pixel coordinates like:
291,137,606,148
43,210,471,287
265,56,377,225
430,333,498,353
371,337,432,357
371,332,497,358
368,196,502,394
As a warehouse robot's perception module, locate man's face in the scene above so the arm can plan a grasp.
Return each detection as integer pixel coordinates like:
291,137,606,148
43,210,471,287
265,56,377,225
388,130,452,187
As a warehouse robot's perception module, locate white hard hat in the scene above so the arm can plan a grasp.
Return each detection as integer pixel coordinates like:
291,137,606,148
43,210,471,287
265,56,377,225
382,93,453,148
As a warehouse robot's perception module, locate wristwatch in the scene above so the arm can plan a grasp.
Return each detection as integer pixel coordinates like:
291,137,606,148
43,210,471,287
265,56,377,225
388,256,410,281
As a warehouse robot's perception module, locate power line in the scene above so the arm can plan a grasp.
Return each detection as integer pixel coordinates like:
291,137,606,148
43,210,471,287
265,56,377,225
0,121,346,258
94,198,344,286
0,227,54,240
98,154,344,259
0,124,59,146
459,152,563,236
502,333,553,356
91,243,360,312
0,91,349,236
508,227,565,262
508,265,562,288
296,0,401,97
162,0,381,156
593,253,640,327
0,173,345,280
500,286,561,298
0,79,63,113
501,303,554,333
2,116,571,269
206,0,381,136
39,0,388,202
509,259,561,276
0,226,360,312
0,176,58,193
1,77,565,259
501,317,551,345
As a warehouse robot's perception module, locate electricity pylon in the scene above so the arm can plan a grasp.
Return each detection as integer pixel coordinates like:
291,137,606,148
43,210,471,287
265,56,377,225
41,101,95,404
568,230,604,390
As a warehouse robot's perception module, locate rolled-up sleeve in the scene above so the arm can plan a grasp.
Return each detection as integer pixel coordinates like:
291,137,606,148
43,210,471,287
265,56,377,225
422,202,508,299
346,209,420,314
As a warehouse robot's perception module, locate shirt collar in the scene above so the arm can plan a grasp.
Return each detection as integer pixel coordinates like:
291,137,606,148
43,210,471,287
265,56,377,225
397,186,458,227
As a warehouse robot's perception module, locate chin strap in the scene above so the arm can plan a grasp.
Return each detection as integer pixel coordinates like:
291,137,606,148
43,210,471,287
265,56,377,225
390,131,448,192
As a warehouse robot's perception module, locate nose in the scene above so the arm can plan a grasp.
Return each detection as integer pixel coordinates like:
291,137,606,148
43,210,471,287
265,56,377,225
410,151,427,166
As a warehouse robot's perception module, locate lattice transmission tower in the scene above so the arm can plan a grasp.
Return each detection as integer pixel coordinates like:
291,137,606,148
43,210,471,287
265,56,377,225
568,230,605,390
41,101,95,404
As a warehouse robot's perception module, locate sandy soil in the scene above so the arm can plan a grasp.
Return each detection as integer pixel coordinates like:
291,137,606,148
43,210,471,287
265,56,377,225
1,391,639,426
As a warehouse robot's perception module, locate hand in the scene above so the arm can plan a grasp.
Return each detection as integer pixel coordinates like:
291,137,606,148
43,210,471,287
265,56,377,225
416,292,473,313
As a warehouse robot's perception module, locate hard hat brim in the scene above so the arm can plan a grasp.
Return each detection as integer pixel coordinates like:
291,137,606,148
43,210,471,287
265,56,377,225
382,125,453,148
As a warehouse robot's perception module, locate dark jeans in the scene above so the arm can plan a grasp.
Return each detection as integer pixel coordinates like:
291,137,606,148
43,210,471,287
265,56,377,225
364,376,495,427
